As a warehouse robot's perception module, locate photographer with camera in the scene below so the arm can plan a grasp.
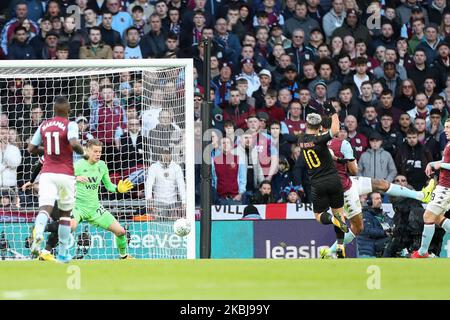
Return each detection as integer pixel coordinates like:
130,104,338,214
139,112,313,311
357,192,394,258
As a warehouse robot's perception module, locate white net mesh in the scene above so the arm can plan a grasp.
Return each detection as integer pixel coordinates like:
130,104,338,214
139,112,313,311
0,61,194,260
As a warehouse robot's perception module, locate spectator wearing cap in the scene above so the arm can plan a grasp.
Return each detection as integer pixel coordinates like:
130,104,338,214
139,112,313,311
79,26,113,59
1,2,39,56
396,2,429,26
241,204,263,220
359,131,397,182
283,1,320,42
211,61,235,108
7,26,36,60
345,115,368,160
377,112,403,159
222,87,255,130
38,30,59,60
308,58,341,99
256,111,269,130
331,9,371,44
260,89,285,122
416,24,442,63
268,23,291,49
236,58,260,96
212,136,247,205
279,63,301,99
414,116,441,161
309,80,328,111
281,100,307,135
214,17,242,65
252,69,274,109
430,42,450,91
427,108,444,142
322,0,346,39
304,27,325,59
127,0,155,22
395,127,432,190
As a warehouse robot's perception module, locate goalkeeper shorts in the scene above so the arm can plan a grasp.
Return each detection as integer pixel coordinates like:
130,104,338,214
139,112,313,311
72,205,116,230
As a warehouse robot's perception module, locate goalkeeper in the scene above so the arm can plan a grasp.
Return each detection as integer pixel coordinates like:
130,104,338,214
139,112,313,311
24,139,134,260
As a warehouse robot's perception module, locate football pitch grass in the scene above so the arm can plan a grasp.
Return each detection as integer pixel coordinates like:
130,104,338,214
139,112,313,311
1,259,450,300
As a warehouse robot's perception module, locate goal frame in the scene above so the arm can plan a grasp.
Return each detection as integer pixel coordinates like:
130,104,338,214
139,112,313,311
0,59,196,260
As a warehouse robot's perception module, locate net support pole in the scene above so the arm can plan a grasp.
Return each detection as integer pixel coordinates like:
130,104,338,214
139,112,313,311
200,37,212,259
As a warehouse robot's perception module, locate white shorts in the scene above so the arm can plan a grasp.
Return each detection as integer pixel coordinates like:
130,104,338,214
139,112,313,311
343,177,373,219
426,185,450,216
38,173,76,211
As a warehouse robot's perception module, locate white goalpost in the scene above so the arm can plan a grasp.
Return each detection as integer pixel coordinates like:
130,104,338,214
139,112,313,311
0,59,196,260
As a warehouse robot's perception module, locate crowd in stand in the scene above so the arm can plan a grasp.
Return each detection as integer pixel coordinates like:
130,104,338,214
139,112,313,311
1,0,450,209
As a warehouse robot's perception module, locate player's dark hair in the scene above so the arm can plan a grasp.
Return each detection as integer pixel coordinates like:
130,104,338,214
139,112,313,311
54,96,70,117
86,139,103,148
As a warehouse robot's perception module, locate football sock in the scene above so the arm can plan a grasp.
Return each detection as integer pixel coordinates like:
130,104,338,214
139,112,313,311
334,226,344,245
441,219,450,233
34,211,49,237
386,183,423,201
58,217,71,257
418,223,435,256
319,212,333,225
116,235,127,256
329,229,356,253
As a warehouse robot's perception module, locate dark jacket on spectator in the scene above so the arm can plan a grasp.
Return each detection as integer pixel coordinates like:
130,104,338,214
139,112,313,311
141,31,167,58
338,101,362,123
119,131,144,170
393,94,415,112
331,20,372,44
100,26,122,48
7,40,36,60
406,64,432,92
222,101,255,130
395,141,433,190
430,56,450,92
357,206,392,257
377,125,403,159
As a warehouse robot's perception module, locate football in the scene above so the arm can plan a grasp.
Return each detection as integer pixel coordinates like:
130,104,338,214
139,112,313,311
173,218,191,237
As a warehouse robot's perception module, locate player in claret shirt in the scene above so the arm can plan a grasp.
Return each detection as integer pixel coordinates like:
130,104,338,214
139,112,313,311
413,119,450,258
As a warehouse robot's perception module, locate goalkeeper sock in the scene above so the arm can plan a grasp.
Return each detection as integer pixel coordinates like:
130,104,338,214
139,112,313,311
34,211,49,237
418,223,435,256
58,217,71,257
386,183,423,201
329,229,356,253
116,235,128,257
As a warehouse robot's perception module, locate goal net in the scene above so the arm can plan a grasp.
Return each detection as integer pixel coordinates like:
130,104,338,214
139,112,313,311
0,59,195,260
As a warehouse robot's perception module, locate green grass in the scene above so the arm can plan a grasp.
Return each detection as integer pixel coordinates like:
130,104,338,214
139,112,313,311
0,259,449,299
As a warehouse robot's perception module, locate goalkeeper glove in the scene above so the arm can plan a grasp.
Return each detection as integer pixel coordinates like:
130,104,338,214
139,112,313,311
323,101,336,116
117,179,134,193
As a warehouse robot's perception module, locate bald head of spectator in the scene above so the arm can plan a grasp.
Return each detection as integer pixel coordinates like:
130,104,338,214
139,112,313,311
344,115,358,134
